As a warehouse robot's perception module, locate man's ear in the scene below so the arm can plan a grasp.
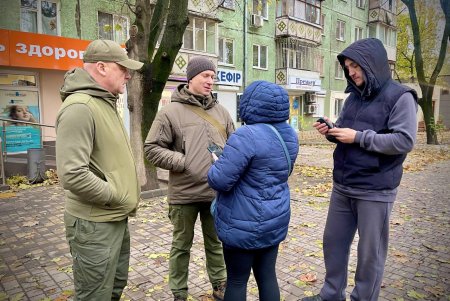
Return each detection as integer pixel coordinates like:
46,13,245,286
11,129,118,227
96,61,107,76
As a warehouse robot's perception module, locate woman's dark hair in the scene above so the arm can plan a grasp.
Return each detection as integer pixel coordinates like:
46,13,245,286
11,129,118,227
8,105,20,120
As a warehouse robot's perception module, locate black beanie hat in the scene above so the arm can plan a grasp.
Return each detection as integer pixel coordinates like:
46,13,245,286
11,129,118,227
186,56,216,82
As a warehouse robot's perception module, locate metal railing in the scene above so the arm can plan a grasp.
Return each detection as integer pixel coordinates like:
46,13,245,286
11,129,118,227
0,117,56,187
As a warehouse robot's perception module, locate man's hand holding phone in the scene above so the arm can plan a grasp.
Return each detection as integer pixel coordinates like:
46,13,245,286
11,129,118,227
314,116,334,135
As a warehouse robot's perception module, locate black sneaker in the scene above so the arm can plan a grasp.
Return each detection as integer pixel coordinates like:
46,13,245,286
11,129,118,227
174,296,186,301
212,281,226,301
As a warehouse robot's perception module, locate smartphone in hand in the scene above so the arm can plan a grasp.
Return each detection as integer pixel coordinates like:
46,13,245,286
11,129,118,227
316,117,334,129
207,143,223,158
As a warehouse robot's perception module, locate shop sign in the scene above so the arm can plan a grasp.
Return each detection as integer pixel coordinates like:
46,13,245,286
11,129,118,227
216,69,242,86
0,29,93,71
288,76,321,92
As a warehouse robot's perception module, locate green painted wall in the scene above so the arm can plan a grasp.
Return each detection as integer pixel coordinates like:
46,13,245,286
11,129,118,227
0,0,135,41
218,0,276,89
319,0,369,117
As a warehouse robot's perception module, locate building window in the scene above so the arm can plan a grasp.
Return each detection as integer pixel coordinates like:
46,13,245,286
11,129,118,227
379,24,396,47
98,12,129,44
221,0,235,10
276,39,320,71
382,0,395,12
354,26,364,41
335,60,344,79
253,0,268,19
336,20,345,41
356,0,365,8
287,0,321,25
334,98,344,116
219,38,234,65
20,0,60,36
183,17,217,54
253,44,268,69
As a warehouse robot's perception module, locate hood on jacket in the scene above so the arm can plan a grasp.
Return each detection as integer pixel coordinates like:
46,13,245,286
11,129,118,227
337,38,391,98
171,84,216,109
239,80,290,124
60,68,118,106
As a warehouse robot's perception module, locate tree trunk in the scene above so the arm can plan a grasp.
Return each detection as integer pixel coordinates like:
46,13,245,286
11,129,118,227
401,0,450,145
418,86,438,144
126,0,189,191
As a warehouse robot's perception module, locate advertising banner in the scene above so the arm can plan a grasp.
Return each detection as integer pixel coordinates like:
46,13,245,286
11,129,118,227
0,89,41,153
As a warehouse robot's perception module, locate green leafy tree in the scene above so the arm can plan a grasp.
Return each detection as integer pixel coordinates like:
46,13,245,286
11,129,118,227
396,1,442,83
399,0,450,144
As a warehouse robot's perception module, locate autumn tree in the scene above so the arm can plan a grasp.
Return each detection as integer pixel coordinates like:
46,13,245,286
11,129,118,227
124,0,189,190
399,0,450,144
396,1,441,83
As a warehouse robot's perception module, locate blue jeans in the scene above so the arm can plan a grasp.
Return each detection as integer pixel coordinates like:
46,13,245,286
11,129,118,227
223,244,280,301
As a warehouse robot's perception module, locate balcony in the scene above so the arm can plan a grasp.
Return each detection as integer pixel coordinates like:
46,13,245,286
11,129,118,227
368,8,396,27
276,17,322,46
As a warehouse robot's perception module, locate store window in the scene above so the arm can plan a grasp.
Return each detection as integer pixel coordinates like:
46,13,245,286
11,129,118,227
0,71,41,153
183,17,216,54
253,44,268,69
219,38,234,65
21,0,60,36
98,12,129,45
356,0,365,8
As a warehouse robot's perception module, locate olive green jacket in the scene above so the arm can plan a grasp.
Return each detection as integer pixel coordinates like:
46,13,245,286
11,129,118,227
56,68,140,222
144,84,235,204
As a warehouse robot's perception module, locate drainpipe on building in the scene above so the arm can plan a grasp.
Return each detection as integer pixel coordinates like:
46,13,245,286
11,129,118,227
243,0,248,89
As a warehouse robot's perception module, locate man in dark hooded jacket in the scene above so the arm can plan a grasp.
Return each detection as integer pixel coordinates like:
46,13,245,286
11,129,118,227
302,38,418,301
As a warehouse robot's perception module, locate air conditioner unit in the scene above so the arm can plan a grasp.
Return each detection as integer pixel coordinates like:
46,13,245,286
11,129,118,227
306,104,317,115
251,14,264,28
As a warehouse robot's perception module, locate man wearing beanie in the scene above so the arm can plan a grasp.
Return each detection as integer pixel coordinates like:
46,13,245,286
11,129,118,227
144,56,234,301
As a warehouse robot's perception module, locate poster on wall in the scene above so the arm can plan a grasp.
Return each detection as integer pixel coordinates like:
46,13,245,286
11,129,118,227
0,90,41,153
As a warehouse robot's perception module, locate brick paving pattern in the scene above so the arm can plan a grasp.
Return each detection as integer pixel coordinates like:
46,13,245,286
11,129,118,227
0,144,449,301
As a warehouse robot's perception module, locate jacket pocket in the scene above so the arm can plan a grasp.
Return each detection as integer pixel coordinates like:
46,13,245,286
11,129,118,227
105,170,129,207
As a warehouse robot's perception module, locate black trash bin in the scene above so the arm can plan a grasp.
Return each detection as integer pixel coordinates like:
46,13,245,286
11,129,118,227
27,148,46,183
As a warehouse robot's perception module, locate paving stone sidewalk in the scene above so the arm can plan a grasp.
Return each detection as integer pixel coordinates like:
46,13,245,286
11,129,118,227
0,145,449,301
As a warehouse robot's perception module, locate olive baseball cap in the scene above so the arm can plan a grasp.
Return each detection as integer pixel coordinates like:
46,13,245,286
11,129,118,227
83,39,144,70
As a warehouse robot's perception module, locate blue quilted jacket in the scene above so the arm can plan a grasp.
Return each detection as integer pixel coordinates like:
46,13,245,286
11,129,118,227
207,81,299,249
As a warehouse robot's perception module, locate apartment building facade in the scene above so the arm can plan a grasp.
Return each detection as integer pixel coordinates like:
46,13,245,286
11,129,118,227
0,0,399,154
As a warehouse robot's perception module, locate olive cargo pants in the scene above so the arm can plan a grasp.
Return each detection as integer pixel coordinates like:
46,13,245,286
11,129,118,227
64,212,130,301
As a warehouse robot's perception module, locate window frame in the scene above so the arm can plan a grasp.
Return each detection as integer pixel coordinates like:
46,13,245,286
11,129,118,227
97,11,130,45
336,19,346,41
334,60,344,79
288,0,322,25
182,17,217,54
218,37,235,66
253,0,269,19
354,26,364,41
356,0,365,9
253,44,268,69
221,0,235,10
334,98,344,117
20,0,61,36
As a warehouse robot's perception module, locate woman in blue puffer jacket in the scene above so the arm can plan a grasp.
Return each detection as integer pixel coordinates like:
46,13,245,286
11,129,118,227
207,80,299,301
